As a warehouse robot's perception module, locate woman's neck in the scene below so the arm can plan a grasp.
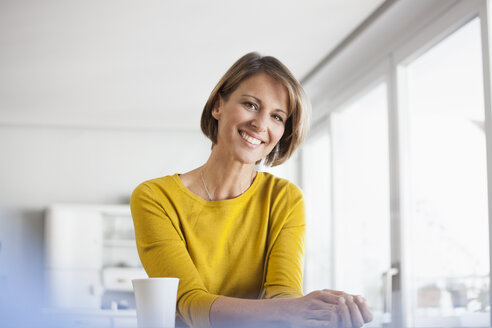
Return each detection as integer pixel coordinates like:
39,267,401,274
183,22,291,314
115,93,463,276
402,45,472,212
201,150,257,201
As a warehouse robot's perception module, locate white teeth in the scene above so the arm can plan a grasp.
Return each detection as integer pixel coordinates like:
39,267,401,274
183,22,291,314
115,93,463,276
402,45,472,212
240,131,262,145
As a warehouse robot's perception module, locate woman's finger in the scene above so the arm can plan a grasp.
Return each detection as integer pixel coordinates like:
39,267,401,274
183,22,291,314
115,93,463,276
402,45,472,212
336,301,352,328
318,290,347,304
323,289,344,295
325,290,373,326
323,290,372,327
354,295,373,323
344,295,364,327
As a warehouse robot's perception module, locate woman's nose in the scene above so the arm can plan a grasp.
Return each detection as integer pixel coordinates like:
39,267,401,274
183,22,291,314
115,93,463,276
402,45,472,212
250,113,268,131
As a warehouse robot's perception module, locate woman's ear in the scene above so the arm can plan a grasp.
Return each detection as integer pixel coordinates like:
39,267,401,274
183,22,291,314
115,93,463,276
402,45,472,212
212,95,223,120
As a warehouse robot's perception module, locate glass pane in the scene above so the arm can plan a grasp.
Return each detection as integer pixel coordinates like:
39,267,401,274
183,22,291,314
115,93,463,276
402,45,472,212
302,132,332,294
332,83,391,327
405,17,489,327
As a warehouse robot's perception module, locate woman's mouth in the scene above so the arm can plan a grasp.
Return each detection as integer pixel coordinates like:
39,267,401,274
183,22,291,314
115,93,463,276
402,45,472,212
239,130,263,145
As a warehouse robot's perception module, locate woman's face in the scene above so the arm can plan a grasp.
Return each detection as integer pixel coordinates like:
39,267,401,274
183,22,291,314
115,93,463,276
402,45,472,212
212,73,289,165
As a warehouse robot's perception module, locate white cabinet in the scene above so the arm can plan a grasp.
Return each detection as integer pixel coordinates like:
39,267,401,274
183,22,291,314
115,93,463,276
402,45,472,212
44,204,147,312
45,206,104,270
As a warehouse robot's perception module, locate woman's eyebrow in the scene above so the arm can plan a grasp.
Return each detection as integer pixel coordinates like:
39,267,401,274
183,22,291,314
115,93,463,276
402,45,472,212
275,108,288,116
242,94,287,115
242,94,262,104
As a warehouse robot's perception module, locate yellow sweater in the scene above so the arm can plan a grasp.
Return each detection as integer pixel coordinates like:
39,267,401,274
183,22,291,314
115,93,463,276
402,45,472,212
130,171,305,328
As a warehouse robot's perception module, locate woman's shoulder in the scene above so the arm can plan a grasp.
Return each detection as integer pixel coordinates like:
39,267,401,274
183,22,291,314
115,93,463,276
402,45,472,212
258,171,303,200
258,172,305,227
131,174,180,199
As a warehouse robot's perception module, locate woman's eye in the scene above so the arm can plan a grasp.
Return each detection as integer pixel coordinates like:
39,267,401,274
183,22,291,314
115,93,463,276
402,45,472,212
244,102,258,111
273,114,284,122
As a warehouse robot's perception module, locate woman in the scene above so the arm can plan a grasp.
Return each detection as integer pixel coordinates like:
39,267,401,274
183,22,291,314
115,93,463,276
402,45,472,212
130,52,373,328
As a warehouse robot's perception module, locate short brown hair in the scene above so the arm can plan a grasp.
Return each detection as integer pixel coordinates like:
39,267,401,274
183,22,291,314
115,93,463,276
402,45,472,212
201,52,311,167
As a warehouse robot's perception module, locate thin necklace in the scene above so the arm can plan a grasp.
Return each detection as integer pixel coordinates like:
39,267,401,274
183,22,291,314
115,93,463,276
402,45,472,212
200,167,214,201
200,167,255,201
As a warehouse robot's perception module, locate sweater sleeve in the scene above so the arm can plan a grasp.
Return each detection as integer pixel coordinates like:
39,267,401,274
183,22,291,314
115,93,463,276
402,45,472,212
261,184,306,299
130,182,219,328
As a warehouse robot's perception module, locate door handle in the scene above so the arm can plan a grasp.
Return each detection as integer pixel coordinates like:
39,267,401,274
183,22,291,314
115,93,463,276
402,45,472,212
381,265,399,324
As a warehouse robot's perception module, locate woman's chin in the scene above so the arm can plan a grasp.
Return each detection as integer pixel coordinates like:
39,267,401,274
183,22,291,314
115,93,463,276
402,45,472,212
233,153,262,165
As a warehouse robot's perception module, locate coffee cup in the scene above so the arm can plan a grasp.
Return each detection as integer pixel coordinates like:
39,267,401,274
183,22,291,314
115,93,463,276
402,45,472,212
132,278,179,328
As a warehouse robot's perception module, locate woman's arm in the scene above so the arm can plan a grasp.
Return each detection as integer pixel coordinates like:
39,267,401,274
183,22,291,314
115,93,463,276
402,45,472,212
210,290,372,328
210,291,342,328
210,296,292,327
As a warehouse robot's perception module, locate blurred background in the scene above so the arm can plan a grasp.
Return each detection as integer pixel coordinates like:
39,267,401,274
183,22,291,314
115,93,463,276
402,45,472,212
0,0,491,327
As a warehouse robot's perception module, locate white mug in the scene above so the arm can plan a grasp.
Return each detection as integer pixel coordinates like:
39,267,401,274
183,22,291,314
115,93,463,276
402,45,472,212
132,278,180,328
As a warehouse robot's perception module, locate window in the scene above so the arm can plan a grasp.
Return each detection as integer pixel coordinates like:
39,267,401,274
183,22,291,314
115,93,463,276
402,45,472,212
403,17,489,327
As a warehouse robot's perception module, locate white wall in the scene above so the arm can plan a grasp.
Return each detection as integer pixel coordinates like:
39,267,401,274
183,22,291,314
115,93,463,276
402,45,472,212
0,125,211,208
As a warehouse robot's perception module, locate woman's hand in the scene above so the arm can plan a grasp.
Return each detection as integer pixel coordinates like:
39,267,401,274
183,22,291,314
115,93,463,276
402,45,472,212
283,290,340,327
284,289,373,328
322,289,373,328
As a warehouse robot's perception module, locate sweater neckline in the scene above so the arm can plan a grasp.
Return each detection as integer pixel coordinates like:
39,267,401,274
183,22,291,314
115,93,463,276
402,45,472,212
172,171,263,206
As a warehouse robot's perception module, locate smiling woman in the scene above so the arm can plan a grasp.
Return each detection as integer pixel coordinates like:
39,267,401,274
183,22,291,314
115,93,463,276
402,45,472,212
130,52,373,328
